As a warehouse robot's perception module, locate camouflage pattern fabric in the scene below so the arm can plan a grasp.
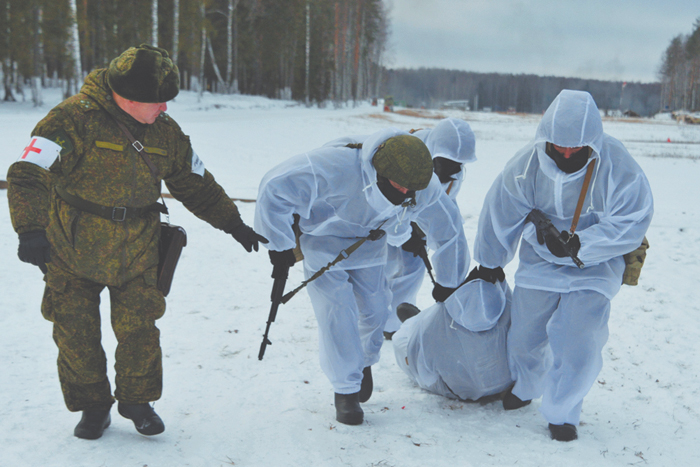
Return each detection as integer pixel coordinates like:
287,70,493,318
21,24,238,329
7,68,243,410
8,68,242,287
42,264,165,411
622,236,649,286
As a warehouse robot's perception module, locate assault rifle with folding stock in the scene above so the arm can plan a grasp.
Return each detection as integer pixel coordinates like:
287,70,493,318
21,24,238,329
526,209,584,269
258,264,288,360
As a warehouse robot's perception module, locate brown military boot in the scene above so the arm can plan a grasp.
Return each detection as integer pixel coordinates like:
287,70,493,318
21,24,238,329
74,408,111,440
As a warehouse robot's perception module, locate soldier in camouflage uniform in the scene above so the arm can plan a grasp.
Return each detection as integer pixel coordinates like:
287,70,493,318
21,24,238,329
6,44,267,440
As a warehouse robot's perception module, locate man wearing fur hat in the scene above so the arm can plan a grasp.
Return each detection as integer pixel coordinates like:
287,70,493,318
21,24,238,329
6,44,266,440
254,129,469,425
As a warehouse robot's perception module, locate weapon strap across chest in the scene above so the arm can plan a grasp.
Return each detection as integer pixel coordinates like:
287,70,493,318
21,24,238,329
54,116,169,221
113,119,161,180
569,159,596,234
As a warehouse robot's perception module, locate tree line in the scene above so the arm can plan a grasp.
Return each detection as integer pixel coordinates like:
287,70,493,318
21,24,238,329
0,0,389,105
658,17,700,112
379,69,662,117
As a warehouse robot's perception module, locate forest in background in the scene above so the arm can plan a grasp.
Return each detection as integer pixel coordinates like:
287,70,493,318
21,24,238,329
381,17,700,117
380,70,662,116
658,17,700,113
0,0,389,105
0,1,697,116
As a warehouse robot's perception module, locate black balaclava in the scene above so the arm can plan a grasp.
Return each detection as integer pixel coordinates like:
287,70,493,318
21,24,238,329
433,157,462,184
545,142,591,174
377,175,416,206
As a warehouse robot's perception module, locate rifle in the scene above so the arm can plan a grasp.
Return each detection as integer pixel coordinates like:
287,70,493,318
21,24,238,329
259,219,387,360
258,265,288,360
417,245,436,285
526,209,584,269
410,223,436,286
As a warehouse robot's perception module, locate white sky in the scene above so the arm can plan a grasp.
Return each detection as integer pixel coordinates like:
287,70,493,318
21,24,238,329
386,0,699,83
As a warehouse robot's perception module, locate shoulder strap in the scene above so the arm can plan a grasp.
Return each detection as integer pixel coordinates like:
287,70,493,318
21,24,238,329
280,218,388,304
111,116,170,217
112,119,161,180
570,159,596,234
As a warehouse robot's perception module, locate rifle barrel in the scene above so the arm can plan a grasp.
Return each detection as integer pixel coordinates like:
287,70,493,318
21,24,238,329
258,275,287,361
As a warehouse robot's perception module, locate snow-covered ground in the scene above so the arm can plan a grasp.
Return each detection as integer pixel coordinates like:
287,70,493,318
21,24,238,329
1,88,699,467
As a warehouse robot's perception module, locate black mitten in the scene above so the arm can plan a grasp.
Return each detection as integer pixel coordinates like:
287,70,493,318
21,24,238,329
545,230,581,258
401,225,426,257
229,223,269,252
269,249,296,279
18,230,51,274
432,283,457,302
465,265,505,284
367,229,386,241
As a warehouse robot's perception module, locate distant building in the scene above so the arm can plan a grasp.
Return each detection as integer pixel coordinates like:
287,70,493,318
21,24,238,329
440,100,470,111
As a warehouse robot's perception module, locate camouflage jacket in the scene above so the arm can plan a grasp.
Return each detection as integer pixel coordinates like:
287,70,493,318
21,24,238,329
7,69,243,287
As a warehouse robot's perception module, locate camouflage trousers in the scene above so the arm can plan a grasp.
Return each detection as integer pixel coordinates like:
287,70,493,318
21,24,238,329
41,265,166,412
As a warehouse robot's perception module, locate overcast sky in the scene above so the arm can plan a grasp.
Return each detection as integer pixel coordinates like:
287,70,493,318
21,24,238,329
386,0,699,83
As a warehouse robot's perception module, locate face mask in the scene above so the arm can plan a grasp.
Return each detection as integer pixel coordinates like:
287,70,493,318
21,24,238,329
433,157,462,184
376,175,415,206
545,143,591,174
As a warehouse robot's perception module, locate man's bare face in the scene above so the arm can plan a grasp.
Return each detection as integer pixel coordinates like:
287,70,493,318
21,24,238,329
113,92,167,124
124,100,168,124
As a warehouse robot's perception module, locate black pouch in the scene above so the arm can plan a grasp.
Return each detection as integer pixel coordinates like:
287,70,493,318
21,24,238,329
157,223,187,296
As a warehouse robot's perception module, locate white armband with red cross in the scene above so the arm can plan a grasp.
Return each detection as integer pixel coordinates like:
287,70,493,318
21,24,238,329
17,136,62,170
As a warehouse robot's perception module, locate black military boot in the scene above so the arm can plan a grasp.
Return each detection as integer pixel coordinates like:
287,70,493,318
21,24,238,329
118,402,165,435
502,385,531,410
359,366,373,403
74,407,111,440
334,392,363,425
397,303,420,323
549,423,578,441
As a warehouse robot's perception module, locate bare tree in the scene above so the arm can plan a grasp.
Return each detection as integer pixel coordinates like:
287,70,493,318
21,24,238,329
151,0,158,46
31,3,43,107
172,0,180,64
67,0,82,96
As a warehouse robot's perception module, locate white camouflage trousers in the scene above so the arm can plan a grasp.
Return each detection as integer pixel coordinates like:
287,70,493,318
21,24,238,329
508,287,611,425
305,264,391,394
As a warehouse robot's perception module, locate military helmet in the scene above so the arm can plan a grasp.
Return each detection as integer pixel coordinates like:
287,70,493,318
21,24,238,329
372,135,433,191
108,44,180,103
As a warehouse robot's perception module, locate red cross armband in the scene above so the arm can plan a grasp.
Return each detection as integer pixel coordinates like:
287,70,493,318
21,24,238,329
17,136,62,170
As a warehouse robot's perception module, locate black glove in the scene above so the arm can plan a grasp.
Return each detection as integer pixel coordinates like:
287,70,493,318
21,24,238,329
18,230,51,274
229,223,269,252
545,230,581,258
367,229,386,241
269,249,296,279
432,283,457,302
465,265,505,284
401,224,426,257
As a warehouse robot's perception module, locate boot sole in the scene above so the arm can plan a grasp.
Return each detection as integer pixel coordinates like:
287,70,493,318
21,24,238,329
74,414,111,440
118,405,165,436
336,412,364,425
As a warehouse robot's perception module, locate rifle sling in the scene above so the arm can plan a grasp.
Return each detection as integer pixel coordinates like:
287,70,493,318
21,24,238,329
570,159,596,234
280,219,388,304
